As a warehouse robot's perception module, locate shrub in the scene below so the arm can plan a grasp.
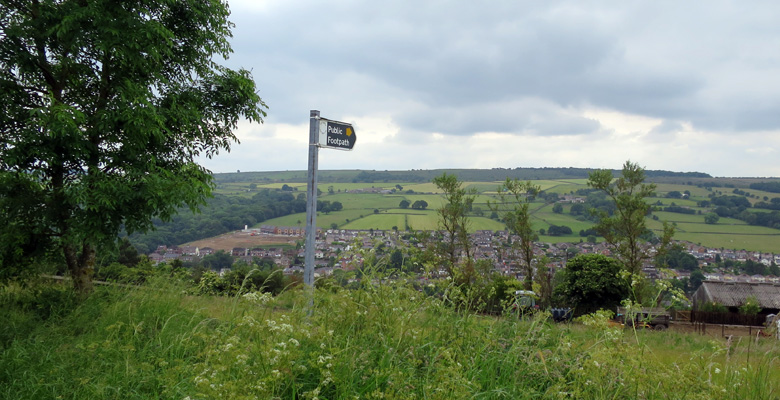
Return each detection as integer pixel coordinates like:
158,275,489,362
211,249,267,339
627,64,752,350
699,301,727,313
739,295,761,315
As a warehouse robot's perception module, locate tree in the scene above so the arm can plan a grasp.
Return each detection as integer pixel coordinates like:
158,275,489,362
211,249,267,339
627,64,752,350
660,245,698,271
432,173,477,284
488,178,540,290
0,0,265,293
389,249,404,270
399,199,410,209
666,191,682,199
412,200,428,210
330,201,343,212
554,254,630,313
739,295,760,316
704,212,720,224
570,203,586,216
202,250,234,271
587,161,673,279
317,200,332,214
552,203,563,214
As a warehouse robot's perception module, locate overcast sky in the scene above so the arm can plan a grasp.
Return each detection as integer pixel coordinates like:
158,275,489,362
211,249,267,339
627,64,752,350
198,0,780,178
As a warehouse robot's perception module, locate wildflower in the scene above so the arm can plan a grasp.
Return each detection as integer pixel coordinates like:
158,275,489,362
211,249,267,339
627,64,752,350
289,338,300,347
714,368,721,374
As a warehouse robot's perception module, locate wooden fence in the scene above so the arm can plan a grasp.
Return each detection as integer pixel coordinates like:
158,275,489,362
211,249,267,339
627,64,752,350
689,311,767,326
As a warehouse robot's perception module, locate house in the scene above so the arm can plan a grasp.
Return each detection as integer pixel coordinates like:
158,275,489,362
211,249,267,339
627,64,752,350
180,246,199,256
148,253,164,264
692,281,780,314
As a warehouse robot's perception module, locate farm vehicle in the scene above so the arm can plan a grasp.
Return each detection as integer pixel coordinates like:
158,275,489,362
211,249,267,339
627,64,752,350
616,307,670,330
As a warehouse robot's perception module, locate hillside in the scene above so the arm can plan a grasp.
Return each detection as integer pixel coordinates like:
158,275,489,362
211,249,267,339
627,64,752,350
129,169,780,253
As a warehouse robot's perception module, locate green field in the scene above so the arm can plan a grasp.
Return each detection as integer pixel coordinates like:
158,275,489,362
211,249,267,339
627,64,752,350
342,213,408,230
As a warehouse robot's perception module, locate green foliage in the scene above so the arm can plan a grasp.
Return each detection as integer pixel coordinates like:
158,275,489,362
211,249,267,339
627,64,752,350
488,178,541,290
432,173,477,284
1,280,777,399
587,161,657,277
411,199,429,209
705,212,720,224
659,245,699,271
202,250,234,271
399,199,410,209
739,295,761,316
555,254,630,313
699,301,728,313
0,0,266,293
130,190,307,252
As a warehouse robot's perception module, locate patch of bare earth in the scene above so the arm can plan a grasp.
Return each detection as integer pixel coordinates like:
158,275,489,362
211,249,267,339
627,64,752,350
184,231,301,252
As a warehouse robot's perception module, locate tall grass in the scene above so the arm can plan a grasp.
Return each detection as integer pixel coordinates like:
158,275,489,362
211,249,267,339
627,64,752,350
1,279,778,399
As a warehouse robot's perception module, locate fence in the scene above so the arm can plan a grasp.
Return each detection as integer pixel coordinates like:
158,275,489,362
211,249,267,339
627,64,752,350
689,322,770,339
689,311,767,326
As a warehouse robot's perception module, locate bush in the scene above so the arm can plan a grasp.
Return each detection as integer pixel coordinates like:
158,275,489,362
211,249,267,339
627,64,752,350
699,301,727,313
739,296,761,315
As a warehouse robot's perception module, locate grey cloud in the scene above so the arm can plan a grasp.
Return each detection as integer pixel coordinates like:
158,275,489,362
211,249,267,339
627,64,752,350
394,99,601,137
226,0,780,136
649,120,684,135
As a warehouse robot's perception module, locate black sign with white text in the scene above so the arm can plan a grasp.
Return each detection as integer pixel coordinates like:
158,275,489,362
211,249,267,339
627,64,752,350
318,119,356,150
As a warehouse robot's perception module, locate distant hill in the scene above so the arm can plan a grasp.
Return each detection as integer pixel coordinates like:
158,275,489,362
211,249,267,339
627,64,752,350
214,168,712,184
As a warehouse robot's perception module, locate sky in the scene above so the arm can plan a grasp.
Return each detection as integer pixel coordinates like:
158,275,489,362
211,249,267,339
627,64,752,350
198,0,780,178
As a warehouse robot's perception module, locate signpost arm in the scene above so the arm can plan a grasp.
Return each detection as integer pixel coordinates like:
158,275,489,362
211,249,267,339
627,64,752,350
304,110,320,288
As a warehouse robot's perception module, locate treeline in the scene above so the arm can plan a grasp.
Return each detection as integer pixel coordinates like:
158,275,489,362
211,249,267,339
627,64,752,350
127,189,307,253
213,168,713,185
709,194,780,229
749,181,780,193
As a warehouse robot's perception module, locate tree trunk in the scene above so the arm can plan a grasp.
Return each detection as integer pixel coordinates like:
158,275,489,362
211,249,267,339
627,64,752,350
64,242,95,295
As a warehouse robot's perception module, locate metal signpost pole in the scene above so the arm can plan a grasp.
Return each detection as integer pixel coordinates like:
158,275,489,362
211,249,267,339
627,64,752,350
304,110,320,289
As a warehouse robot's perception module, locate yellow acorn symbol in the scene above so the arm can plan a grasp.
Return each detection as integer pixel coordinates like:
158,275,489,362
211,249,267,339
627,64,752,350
346,127,353,136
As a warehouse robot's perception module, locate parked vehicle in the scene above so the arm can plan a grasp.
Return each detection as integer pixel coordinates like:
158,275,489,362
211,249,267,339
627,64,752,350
514,290,537,310
616,307,670,330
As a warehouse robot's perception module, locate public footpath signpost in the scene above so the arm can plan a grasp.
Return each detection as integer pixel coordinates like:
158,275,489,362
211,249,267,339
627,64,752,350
305,110,356,290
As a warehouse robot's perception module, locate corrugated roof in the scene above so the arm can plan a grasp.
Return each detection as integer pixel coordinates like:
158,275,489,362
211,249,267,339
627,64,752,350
700,281,780,309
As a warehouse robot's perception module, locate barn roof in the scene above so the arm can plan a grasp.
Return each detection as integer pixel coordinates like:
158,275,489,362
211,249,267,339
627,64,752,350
696,281,780,309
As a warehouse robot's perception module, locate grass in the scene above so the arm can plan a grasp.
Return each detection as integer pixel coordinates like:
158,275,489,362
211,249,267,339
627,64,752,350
342,213,408,230
1,280,779,399
670,232,780,253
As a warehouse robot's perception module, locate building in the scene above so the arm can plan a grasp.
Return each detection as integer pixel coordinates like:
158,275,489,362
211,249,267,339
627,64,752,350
692,281,780,314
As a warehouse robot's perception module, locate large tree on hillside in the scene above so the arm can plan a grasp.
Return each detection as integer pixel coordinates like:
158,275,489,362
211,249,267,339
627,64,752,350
488,178,540,290
432,173,476,284
587,161,674,293
0,0,266,293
